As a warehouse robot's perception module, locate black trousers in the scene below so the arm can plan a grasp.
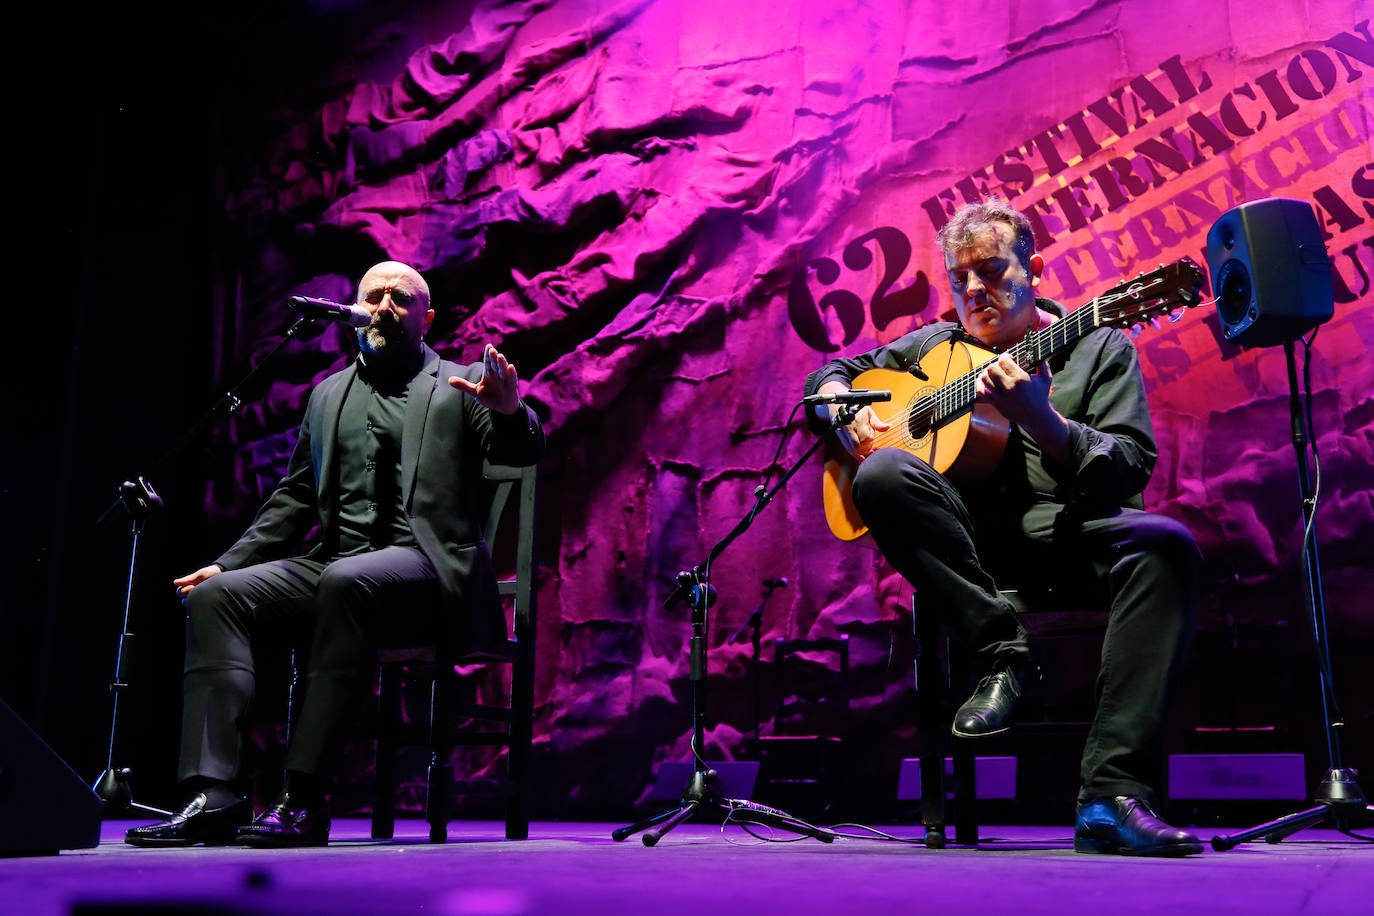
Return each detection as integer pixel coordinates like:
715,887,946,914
177,546,440,785
852,448,1200,803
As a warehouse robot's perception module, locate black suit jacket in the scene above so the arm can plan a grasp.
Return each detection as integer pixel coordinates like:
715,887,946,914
215,343,545,650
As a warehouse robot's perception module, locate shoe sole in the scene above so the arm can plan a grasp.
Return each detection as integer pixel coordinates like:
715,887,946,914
125,832,242,848
236,835,329,849
950,724,1011,739
125,838,197,848
1075,837,1203,856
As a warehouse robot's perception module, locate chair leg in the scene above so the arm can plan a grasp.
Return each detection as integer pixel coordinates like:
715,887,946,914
947,636,980,846
952,738,979,845
372,664,401,840
285,650,302,746
914,604,948,848
426,753,450,844
426,669,453,844
505,648,533,841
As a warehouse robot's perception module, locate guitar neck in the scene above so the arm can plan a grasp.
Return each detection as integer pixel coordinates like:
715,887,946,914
934,302,1103,426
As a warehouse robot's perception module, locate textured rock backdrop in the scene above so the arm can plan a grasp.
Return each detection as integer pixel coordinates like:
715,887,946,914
87,0,1370,819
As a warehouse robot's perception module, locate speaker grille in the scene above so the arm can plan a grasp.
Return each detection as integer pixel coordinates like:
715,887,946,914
1215,259,1253,333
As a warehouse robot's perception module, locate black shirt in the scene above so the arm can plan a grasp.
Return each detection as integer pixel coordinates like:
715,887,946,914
334,351,422,555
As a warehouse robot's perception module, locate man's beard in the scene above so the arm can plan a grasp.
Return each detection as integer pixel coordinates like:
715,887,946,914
357,318,419,363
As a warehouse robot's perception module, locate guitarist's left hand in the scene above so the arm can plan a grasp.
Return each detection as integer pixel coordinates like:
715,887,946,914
975,354,1071,463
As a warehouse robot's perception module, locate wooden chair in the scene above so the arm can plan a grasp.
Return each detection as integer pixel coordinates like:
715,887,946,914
755,635,851,819
289,461,539,842
912,586,1108,847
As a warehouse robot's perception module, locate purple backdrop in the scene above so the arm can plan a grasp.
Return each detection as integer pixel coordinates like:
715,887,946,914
195,0,1372,817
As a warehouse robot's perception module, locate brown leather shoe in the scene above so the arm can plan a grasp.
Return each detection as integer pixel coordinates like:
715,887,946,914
235,791,330,848
124,793,251,847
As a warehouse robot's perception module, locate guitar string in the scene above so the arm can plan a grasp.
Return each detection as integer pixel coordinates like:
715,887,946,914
859,274,1172,453
862,299,1098,452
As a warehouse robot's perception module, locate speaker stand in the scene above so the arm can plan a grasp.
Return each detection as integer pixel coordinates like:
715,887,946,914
1211,339,1372,849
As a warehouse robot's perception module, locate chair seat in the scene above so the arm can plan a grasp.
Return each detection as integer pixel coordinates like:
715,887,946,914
377,635,522,662
456,643,520,664
999,587,1111,636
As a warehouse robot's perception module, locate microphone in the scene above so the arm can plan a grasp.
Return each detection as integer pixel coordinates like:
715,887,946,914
288,296,373,328
893,352,929,381
801,389,892,406
763,577,789,589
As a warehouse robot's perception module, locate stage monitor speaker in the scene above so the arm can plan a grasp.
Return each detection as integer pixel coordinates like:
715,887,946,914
0,700,102,855
1168,753,1306,800
1205,197,1334,348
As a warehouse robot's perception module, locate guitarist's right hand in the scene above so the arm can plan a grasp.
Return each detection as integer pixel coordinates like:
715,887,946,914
818,384,891,457
844,405,892,455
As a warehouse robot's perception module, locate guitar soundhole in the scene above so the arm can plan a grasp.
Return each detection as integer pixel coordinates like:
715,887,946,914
905,394,933,449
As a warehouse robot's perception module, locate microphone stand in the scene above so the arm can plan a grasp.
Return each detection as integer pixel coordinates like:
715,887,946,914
91,477,171,817
91,314,329,817
612,405,864,846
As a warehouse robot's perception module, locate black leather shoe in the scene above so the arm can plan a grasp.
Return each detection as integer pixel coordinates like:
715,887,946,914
951,662,1026,738
1075,796,1203,856
235,792,330,848
125,793,251,847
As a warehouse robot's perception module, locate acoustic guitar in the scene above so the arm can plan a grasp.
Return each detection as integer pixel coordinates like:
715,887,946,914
821,259,1205,541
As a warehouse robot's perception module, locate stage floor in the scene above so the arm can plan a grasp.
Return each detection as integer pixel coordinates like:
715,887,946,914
4,819,1370,915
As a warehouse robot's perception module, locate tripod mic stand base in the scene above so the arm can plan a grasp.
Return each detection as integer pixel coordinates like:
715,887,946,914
613,767,836,847
93,768,172,819
1210,768,1373,851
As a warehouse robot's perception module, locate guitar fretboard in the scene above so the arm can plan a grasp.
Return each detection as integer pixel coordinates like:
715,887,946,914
908,259,1197,431
928,301,1101,426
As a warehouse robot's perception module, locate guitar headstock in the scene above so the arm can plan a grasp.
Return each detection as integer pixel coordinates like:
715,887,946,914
1096,258,1206,330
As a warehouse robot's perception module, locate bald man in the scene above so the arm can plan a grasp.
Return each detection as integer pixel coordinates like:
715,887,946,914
127,262,545,848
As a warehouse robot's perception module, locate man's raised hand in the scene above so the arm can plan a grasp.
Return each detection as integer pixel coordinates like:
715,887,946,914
449,344,520,414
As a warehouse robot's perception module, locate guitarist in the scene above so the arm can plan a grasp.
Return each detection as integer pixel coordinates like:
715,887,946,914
803,197,1203,856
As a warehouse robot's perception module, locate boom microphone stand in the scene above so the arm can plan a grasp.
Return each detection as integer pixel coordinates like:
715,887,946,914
91,314,330,817
725,577,788,752
612,405,867,846
91,477,172,817
1211,338,1372,850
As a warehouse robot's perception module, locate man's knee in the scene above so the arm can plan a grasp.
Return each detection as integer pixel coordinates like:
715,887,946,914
1118,514,1202,625
183,574,238,630
853,449,932,512
1133,514,1202,572
311,566,383,645
181,575,256,671
315,565,373,609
